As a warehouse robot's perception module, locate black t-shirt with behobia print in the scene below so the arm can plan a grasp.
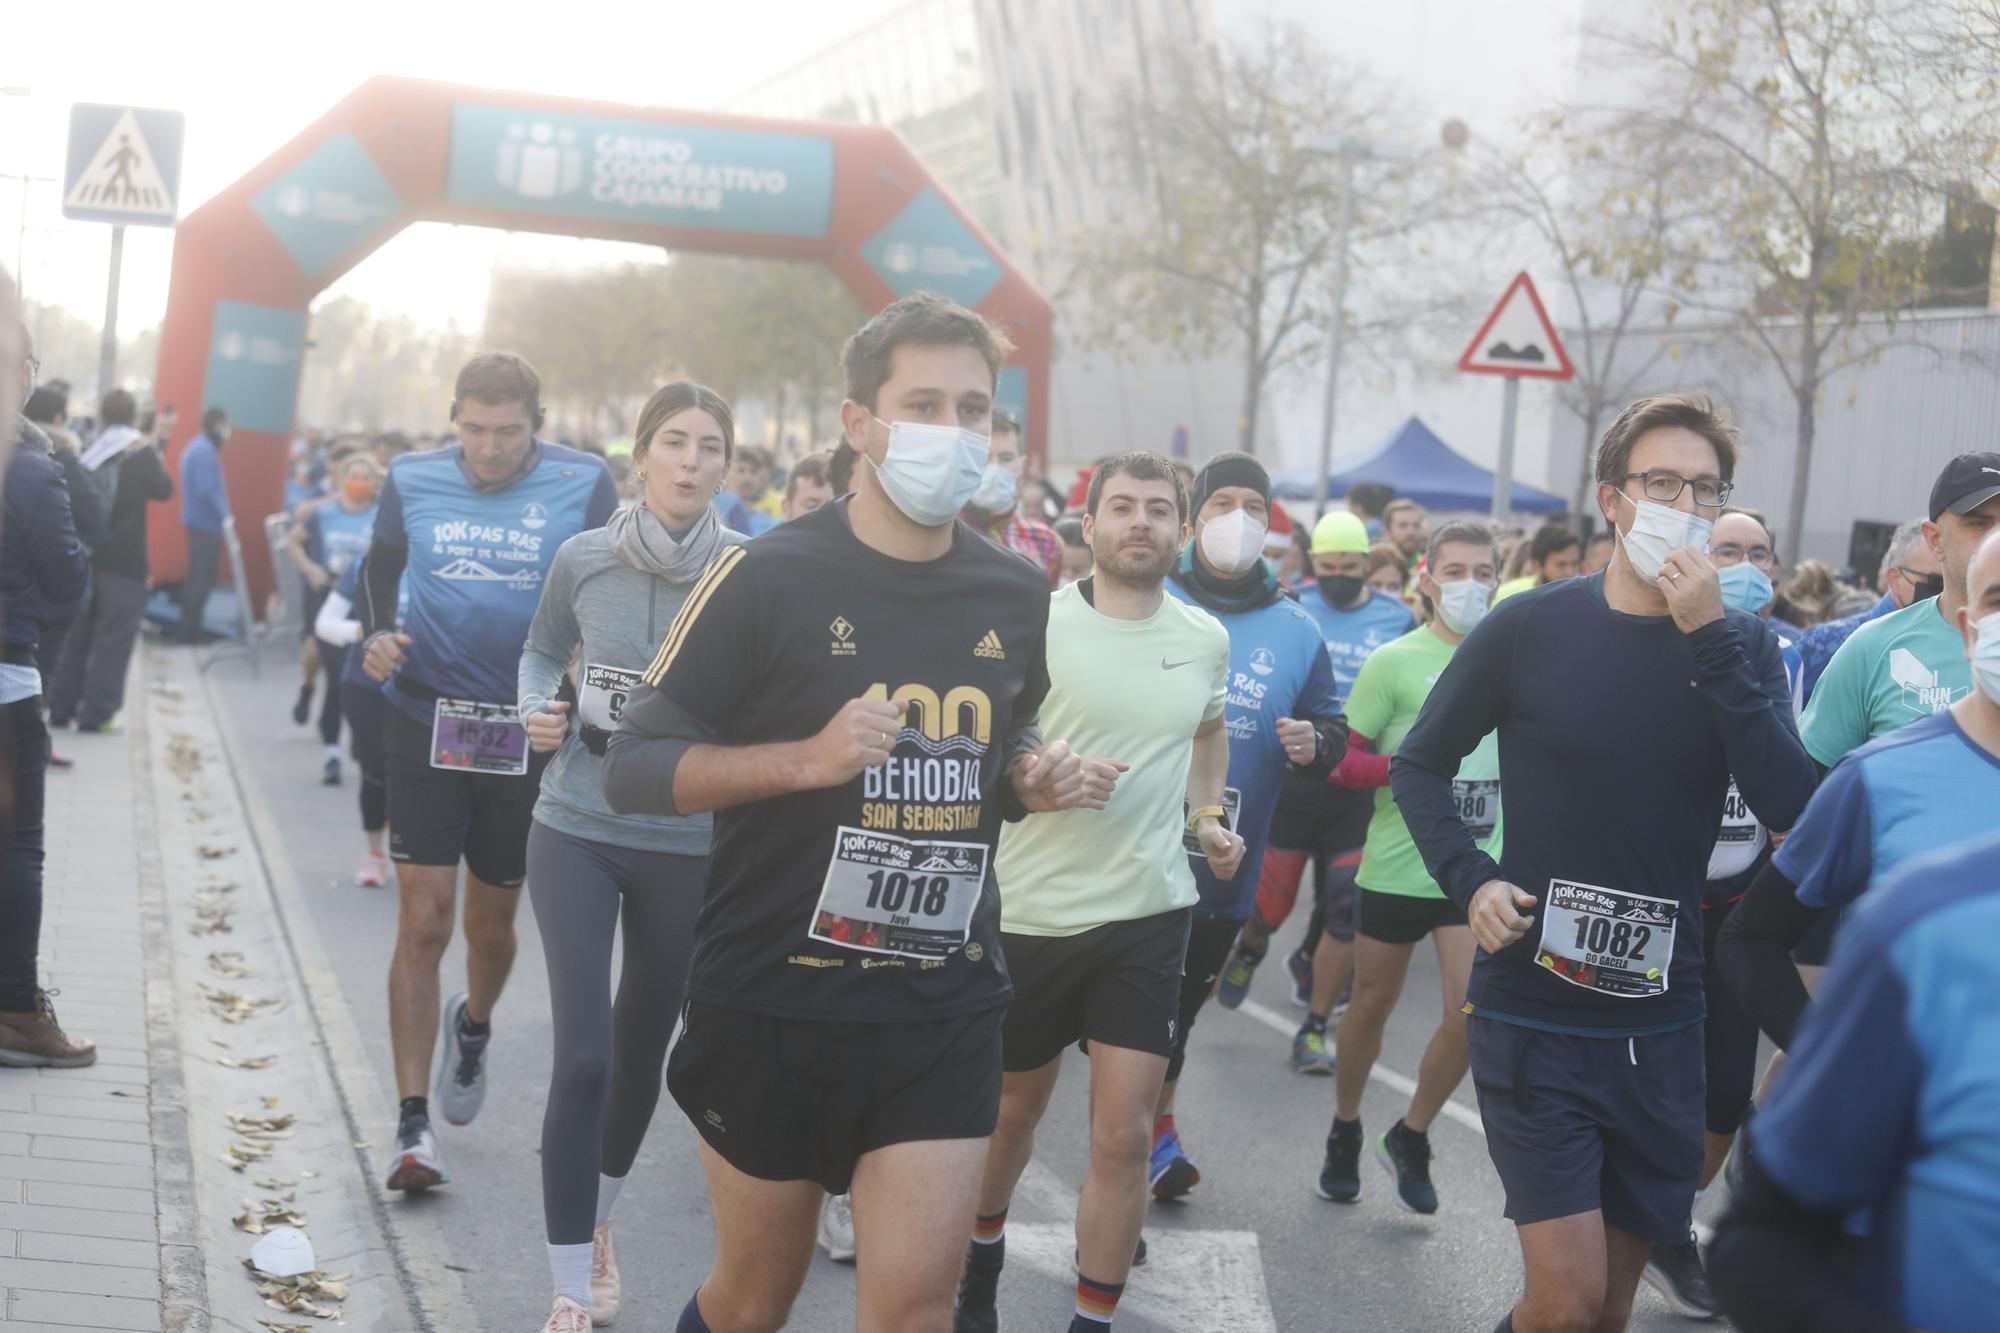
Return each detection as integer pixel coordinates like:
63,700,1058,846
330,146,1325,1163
610,497,1051,1023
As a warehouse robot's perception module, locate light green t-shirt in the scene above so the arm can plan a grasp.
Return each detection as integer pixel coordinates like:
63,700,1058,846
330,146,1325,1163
1799,597,1972,766
1492,575,1538,604
1344,625,1503,898
996,582,1230,937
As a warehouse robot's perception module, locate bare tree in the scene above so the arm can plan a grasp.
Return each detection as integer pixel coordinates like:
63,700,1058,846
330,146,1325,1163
1484,116,1705,516
1061,22,1397,455
1599,0,2000,562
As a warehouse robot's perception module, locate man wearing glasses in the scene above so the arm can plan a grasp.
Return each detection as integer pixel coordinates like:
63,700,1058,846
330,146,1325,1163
1388,393,1815,1333
1710,510,1792,639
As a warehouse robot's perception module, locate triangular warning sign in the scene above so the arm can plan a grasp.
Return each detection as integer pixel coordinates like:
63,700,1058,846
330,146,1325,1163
1458,271,1573,379
64,109,176,219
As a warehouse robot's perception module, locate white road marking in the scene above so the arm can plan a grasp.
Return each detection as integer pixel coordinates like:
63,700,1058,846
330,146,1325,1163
1234,997,1485,1135
1002,1222,1278,1333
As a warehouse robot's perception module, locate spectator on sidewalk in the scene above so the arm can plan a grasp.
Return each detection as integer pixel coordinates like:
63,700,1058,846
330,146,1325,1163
48,390,174,733
0,307,95,1067
177,406,231,644
18,343,102,681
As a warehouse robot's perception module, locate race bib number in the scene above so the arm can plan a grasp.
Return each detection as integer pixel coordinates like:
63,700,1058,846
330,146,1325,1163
1452,778,1500,840
578,663,642,731
1535,878,1677,999
1182,787,1243,856
810,826,987,961
1705,780,1766,882
430,699,529,775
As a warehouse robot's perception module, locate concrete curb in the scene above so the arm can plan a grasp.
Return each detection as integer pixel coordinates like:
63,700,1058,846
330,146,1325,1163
130,649,210,1333
195,659,475,1333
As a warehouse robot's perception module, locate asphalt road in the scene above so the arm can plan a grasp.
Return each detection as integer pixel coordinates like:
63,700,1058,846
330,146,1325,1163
203,651,1730,1333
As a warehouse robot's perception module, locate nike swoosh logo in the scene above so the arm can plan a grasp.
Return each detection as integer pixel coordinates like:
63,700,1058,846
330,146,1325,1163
1162,658,1194,670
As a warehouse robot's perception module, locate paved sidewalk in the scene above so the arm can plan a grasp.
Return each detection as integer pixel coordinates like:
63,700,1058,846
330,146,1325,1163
2,671,204,1331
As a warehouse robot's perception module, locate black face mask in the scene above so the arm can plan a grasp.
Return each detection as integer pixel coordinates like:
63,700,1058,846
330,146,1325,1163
1317,574,1366,607
1910,571,1944,603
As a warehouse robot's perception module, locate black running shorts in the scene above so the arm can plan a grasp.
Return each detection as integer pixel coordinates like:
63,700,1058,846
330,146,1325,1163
1467,1015,1705,1246
1357,888,1467,945
382,704,549,887
667,1000,1004,1195
1000,908,1192,1072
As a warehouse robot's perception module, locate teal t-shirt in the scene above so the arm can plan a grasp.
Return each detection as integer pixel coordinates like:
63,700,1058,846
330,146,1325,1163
1344,625,1502,898
1799,597,1972,766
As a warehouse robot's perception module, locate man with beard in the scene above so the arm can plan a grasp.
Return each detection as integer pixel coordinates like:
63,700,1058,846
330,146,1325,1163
955,452,1242,1333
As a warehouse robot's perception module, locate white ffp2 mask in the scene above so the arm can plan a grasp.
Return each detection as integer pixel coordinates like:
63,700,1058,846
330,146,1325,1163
1198,508,1268,577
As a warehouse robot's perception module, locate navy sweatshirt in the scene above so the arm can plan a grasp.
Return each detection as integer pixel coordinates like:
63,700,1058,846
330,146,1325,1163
1390,574,1816,1034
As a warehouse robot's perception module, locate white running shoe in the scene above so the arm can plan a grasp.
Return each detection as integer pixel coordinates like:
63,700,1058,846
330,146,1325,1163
384,1121,449,1192
433,992,490,1127
817,1192,856,1263
540,1294,591,1333
589,1222,619,1326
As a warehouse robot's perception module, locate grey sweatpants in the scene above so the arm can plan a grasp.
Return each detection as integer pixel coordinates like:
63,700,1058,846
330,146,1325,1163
525,820,705,1245
47,571,149,727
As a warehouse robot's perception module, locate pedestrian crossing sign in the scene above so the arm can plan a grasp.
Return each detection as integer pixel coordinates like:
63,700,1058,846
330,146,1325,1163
64,104,185,227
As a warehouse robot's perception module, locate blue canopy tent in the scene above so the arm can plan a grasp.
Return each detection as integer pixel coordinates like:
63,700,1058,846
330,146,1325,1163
1270,416,1568,515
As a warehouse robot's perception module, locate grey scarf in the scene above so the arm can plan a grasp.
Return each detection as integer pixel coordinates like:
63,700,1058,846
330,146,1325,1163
605,499,728,584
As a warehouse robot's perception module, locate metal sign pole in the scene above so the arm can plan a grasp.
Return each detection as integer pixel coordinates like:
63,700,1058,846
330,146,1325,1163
1490,374,1521,520
97,223,124,396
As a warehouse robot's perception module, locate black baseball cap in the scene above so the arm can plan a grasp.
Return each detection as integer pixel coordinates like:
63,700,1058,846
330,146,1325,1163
1929,452,2000,521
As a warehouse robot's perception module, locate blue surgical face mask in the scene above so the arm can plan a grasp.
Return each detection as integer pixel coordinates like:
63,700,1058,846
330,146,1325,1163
967,461,1017,514
868,417,990,527
1436,578,1493,634
1717,561,1774,614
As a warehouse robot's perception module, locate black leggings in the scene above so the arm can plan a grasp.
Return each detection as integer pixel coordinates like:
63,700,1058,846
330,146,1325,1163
341,680,386,833
314,639,347,747
526,821,706,1244
1702,895,1760,1136
1167,916,1243,1082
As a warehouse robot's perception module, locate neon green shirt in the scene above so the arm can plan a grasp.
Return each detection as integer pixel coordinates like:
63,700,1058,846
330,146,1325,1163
996,582,1229,936
1492,575,1538,604
1799,597,1973,766
1344,625,1503,898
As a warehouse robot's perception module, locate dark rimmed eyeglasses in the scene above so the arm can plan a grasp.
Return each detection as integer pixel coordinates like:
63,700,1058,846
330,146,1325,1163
1620,471,1733,509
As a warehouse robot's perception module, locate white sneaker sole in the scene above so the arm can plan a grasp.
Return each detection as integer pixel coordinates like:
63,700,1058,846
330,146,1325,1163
384,1151,448,1192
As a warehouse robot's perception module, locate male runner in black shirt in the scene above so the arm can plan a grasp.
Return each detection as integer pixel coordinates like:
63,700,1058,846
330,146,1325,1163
603,293,1108,1333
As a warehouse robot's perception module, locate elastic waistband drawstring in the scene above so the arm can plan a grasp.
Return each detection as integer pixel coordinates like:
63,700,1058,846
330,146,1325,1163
1629,1037,1638,1067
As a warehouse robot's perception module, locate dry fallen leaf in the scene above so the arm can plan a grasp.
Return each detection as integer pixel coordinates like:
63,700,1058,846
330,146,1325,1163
198,844,236,860
216,1055,276,1070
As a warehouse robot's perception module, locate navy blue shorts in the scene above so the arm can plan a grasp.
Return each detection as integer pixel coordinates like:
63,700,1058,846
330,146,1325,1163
1466,1015,1705,1247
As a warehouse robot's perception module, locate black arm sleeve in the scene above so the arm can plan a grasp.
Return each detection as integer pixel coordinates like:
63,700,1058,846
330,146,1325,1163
1295,715,1350,780
357,536,407,637
1707,1154,1909,1333
601,684,712,817
1717,860,1821,1051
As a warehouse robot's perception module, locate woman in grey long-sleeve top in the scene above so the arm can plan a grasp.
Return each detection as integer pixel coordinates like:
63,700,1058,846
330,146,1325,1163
516,382,743,1332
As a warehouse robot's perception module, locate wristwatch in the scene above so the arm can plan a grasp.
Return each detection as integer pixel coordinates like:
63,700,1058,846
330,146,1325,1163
1187,805,1226,835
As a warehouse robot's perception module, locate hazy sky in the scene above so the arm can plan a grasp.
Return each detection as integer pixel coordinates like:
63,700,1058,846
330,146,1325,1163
6,0,908,336
8,0,1581,346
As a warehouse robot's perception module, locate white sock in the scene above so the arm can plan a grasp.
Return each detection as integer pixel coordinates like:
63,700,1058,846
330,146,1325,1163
549,1242,592,1305
596,1173,626,1227
323,744,340,762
